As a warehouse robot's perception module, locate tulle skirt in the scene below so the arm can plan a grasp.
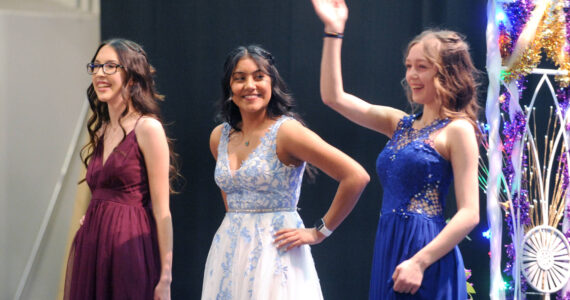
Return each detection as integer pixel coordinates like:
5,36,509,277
202,211,323,300
64,198,160,300
369,212,467,300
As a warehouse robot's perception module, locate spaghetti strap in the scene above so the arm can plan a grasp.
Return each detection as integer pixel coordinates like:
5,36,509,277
64,113,159,300
133,115,143,128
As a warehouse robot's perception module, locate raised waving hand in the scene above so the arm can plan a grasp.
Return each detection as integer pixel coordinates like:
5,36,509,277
311,0,405,137
311,0,348,33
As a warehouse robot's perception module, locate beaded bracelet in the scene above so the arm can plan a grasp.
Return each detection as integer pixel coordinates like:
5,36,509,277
324,31,344,39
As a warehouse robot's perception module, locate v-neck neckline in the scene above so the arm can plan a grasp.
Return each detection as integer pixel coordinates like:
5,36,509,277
225,117,281,174
100,129,136,168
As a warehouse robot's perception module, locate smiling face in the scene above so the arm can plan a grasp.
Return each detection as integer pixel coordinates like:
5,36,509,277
405,41,438,105
230,56,272,115
91,44,127,104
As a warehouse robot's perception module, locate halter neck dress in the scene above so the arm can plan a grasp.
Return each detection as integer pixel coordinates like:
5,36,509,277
369,114,467,300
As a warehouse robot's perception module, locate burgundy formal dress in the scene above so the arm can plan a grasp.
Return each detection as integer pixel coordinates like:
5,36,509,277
64,126,160,300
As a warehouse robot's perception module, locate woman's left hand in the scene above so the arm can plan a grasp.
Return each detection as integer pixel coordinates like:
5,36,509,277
274,228,325,251
392,259,424,294
153,279,171,300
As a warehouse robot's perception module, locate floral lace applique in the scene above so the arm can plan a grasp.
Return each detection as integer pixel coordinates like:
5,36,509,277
406,181,443,217
387,115,449,155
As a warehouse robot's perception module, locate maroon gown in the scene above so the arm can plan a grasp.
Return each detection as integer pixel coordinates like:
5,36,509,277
64,126,160,300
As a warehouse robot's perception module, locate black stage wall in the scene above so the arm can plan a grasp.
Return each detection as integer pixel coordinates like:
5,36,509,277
100,1,489,299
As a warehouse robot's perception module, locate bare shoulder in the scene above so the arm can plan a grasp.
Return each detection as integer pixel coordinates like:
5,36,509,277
278,118,305,134
275,117,329,166
446,118,477,139
445,118,478,156
133,117,168,161
210,124,224,141
136,116,165,137
210,124,225,159
276,118,314,143
134,116,167,154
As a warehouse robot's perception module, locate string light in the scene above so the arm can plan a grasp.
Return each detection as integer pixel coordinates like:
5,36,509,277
496,9,507,23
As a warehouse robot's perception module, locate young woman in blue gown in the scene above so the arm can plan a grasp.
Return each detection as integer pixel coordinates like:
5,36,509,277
311,1,480,299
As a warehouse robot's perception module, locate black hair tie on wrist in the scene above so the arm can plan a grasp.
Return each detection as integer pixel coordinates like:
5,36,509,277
324,31,344,39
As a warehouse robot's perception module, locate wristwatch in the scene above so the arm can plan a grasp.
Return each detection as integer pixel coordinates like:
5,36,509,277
314,218,333,237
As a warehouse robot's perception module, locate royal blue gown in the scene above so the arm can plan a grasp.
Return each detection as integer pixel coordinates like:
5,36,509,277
369,114,467,300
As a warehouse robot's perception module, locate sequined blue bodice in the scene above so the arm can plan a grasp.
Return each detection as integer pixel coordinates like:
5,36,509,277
376,114,452,219
214,116,306,211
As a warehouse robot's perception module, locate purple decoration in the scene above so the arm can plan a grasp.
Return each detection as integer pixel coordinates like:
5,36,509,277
503,1,535,49
556,88,570,116
556,291,570,300
504,243,515,273
501,91,511,112
502,111,527,187
499,78,530,299
516,77,528,93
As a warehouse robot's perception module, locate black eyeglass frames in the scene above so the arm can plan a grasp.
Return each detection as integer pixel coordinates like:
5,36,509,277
86,62,124,75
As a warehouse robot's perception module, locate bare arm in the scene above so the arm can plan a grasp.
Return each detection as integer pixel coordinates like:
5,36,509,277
274,119,370,250
136,117,173,300
392,119,480,294
312,0,405,137
209,125,229,211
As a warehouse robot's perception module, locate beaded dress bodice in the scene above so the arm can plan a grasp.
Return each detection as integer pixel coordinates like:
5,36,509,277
214,116,306,212
203,115,323,300
376,114,452,220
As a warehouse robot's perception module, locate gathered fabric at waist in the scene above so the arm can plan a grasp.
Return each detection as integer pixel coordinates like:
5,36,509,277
90,188,150,207
381,208,445,224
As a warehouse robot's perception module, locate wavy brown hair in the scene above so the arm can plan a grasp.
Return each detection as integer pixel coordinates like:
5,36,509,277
80,38,180,191
402,30,481,131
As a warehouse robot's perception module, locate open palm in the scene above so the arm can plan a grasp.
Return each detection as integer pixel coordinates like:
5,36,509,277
311,0,348,33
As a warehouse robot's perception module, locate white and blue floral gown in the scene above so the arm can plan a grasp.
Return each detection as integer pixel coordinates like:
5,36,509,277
201,116,323,300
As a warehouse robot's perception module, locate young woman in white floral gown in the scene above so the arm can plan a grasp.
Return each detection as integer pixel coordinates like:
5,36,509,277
201,45,370,300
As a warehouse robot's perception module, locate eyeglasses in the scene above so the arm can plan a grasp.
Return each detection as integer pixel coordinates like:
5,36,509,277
86,62,124,75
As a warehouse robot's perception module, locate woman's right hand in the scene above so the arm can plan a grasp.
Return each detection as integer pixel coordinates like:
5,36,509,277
311,0,348,33
274,227,326,251
79,215,85,226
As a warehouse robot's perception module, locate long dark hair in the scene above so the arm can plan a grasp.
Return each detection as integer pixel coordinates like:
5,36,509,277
216,45,316,178
80,38,180,190
217,45,301,130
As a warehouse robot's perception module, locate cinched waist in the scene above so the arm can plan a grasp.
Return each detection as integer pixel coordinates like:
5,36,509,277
382,208,444,222
90,188,149,207
227,207,298,213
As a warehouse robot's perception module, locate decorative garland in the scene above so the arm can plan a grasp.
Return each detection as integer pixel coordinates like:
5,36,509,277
486,0,570,299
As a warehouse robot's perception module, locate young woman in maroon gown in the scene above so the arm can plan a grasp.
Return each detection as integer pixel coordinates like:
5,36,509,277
64,39,176,300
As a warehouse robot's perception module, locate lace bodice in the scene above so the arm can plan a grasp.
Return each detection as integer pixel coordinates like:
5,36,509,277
214,116,306,211
376,114,452,219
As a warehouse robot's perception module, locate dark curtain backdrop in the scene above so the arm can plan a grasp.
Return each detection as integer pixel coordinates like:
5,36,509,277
100,1,489,299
